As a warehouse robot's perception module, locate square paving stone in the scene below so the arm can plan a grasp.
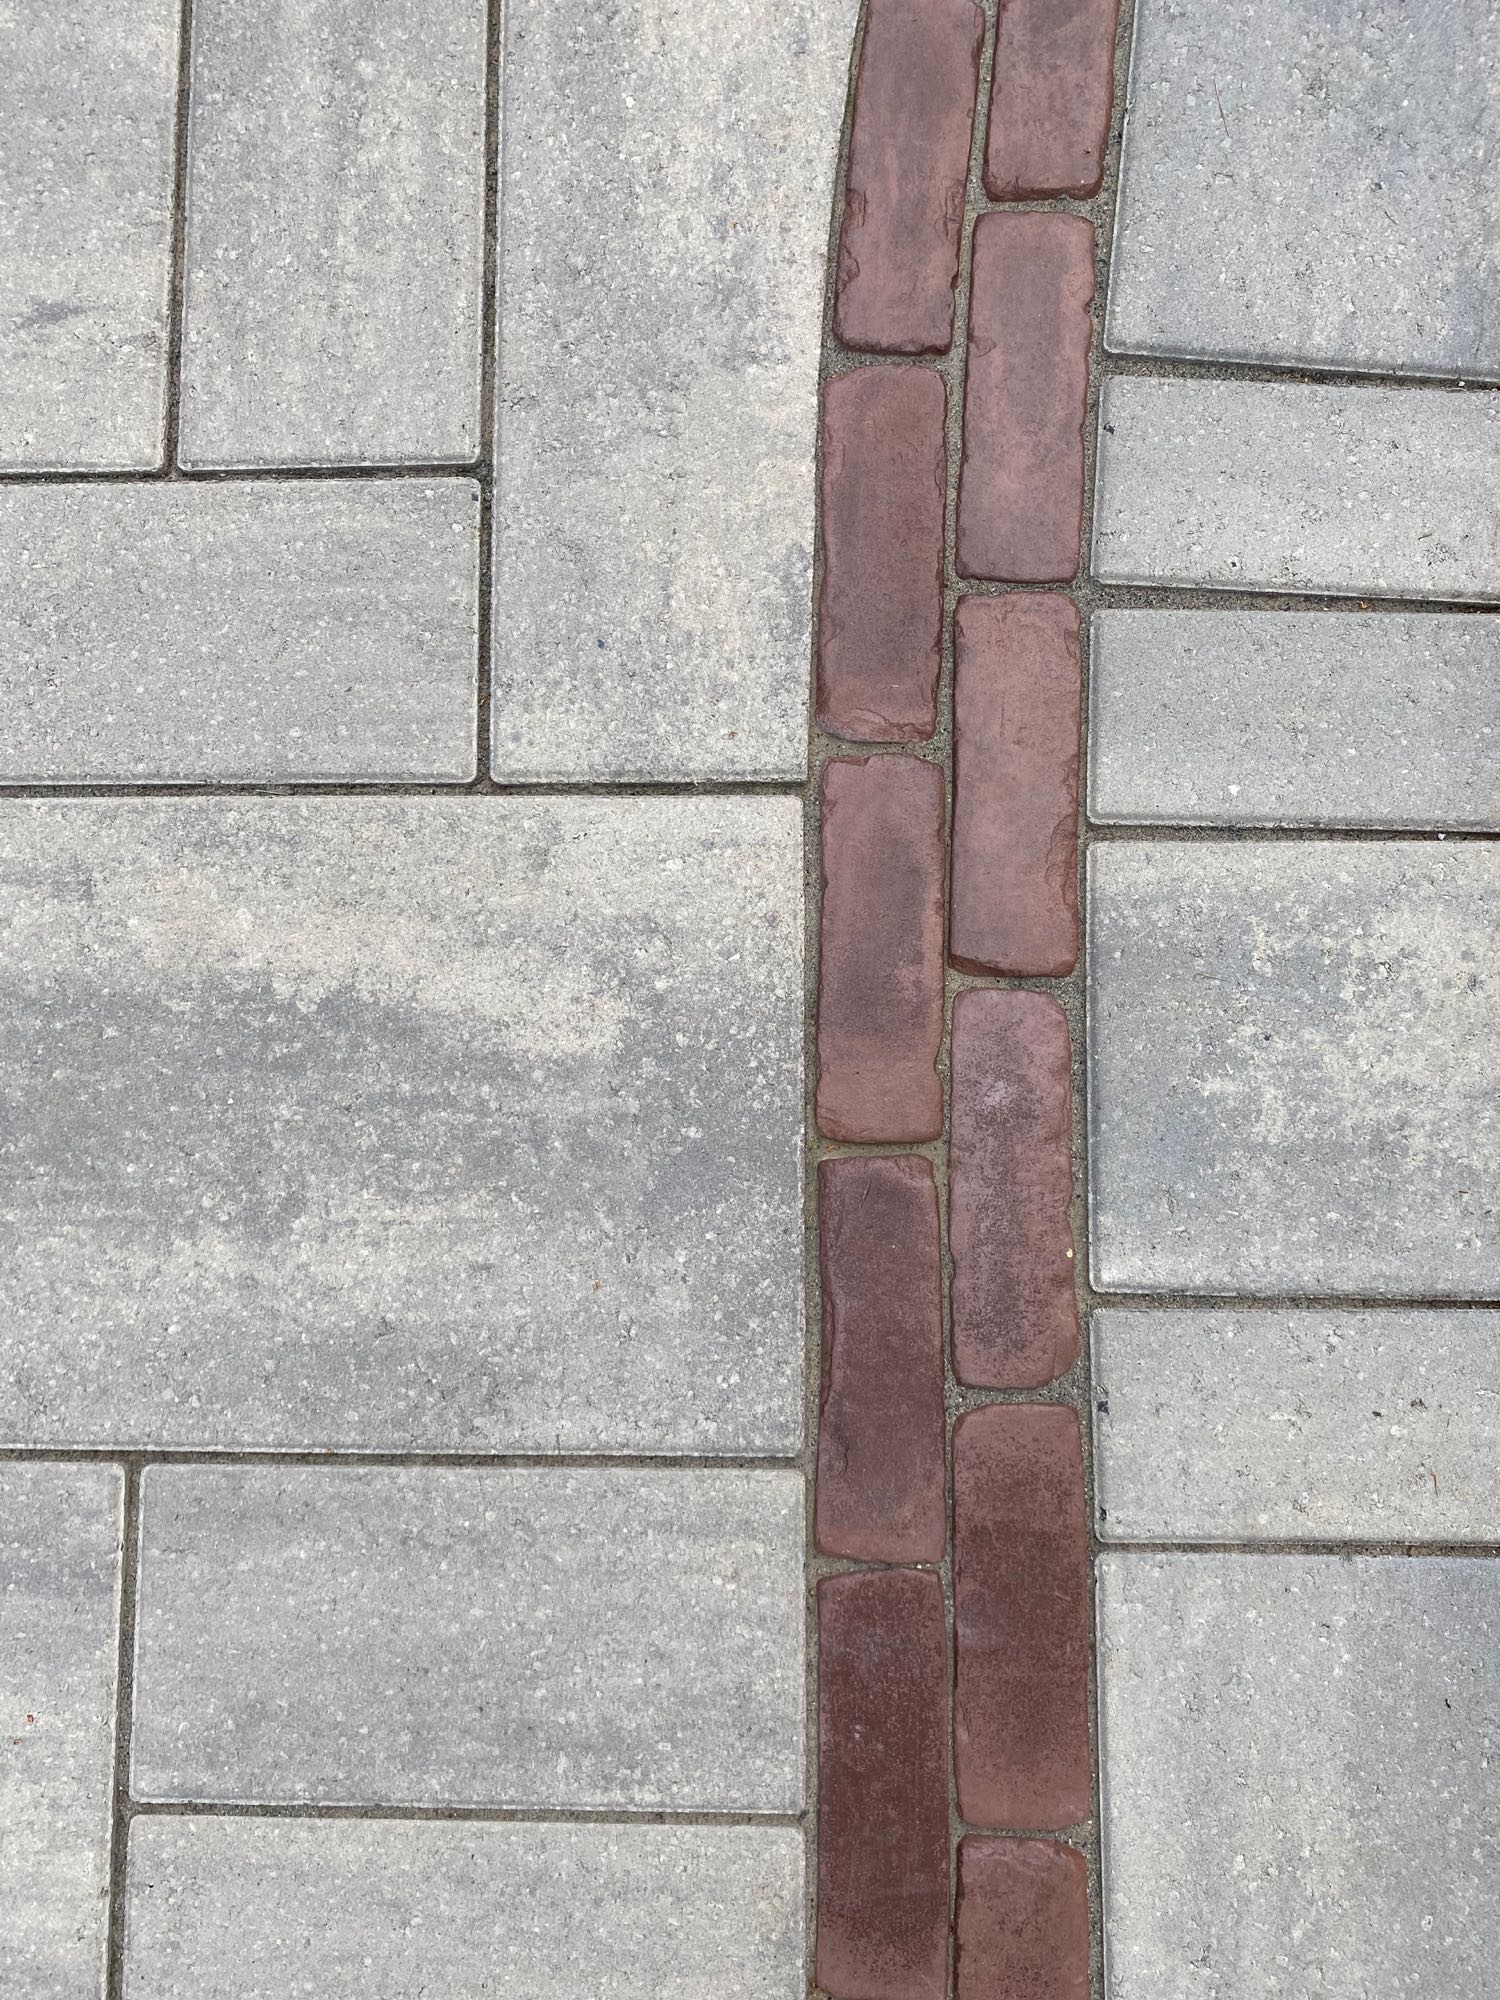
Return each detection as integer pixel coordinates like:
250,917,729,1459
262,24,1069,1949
0,797,802,1454
1106,0,1500,381
130,1465,804,1811
1098,1553,1500,1999
1088,841,1499,1298
491,0,860,780
2,1464,124,2000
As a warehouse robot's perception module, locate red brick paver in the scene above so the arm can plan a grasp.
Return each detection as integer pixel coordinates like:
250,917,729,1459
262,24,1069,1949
985,0,1122,200
956,1836,1091,1999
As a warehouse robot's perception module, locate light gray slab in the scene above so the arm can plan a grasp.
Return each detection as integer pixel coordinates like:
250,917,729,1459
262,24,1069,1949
0,0,178,469
1088,609,1500,830
1093,1308,1500,1544
131,1465,804,1810
0,482,478,782
2,1464,123,2000
492,0,859,780
179,0,487,467
1099,1553,1500,1999
1107,0,1500,382
1091,376,1500,602
0,797,802,1454
1088,841,1499,1297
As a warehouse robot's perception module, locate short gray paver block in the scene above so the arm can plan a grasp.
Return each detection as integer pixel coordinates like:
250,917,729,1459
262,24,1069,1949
0,797,801,1454
1099,1552,1500,1999
179,0,487,468
131,1465,804,1811
1092,376,1500,602
1,1464,123,2000
1093,1307,1500,1544
1088,841,1499,1297
1107,0,1500,381
0,0,178,469
492,0,860,780
0,482,478,783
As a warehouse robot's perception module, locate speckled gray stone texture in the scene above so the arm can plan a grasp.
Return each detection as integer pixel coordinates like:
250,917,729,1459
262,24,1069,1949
0,797,802,1452
1092,376,1500,601
1093,1307,1500,1543
1,1464,123,2000
0,482,478,783
1088,841,1499,1297
131,1465,804,1810
1099,1553,1500,1999
1089,609,1500,829
0,0,178,469
179,0,486,467
491,0,860,779
1107,0,1500,380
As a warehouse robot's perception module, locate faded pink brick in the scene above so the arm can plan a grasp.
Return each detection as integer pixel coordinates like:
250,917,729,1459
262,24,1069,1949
956,1836,1091,1999
835,0,985,354
986,0,1121,200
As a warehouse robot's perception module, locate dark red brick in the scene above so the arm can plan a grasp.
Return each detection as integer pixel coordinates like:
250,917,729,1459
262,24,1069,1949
817,1569,951,2000
985,0,1121,200
834,0,985,354
816,1156,946,1562
956,1837,1091,1999
953,1406,1091,1831
818,366,946,743
817,755,946,1143
956,213,1095,583
951,594,1081,977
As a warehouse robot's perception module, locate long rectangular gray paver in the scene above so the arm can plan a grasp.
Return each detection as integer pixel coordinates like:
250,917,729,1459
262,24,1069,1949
0,797,802,1454
1106,0,1500,381
1,1464,123,2000
1091,376,1500,602
1088,840,1499,1298
179,0,487,468
1088,608,1500,830
0,482,478,783
1099,1553,1500,1999
1093,1307,1500,1544
491,0,860,781
130,1465,804,1811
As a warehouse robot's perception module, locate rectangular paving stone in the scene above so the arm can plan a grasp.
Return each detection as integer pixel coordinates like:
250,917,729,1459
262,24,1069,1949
1088,841,1500,1298
491,0,860,781
956,1837,1090,2000
2,1464,123,2000
1089,608,1500,831
124,1818,803,1999
0,0,178,469
0,797,802,1454
1098,1552,1500,1999
131,1464,803,1810
1092,376,1500,602
178,0,487,467
986,0,1120,200
1106,0,1500,381
0,482,478,783
1093,1307,1500,1545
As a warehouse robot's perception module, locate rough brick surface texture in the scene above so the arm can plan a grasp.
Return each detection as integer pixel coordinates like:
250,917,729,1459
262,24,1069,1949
956,1837,1091,1999
986,0,1121,199
818,366,947,741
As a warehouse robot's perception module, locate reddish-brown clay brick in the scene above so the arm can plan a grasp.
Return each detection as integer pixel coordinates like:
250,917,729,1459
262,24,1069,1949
818,1569,951,2000
817,755,946,1143
949,989,1077,1388
951,594,1081,977
953,1405,1091,1831
834,0,985,354
955,213,1095,583
816,1156,946,1562
985,0,1122,200
956,1836,1091,1999
818,366,947,742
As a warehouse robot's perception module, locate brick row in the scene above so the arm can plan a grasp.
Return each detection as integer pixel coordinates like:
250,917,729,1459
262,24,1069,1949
986,0,1121,201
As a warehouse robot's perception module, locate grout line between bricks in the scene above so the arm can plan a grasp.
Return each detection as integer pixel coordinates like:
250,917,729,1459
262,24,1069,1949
103,1467,142,2000
473,0,505,786
160,0,195,473
119,1801,806,1829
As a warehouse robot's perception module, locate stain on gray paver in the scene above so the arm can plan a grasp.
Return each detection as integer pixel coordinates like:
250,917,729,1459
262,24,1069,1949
1107,0,1500,381
0,798,802,1454
130,1465,804,1811
1088,840,1499,1298
1099,1553,1500,1999
1,1464,123,2000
